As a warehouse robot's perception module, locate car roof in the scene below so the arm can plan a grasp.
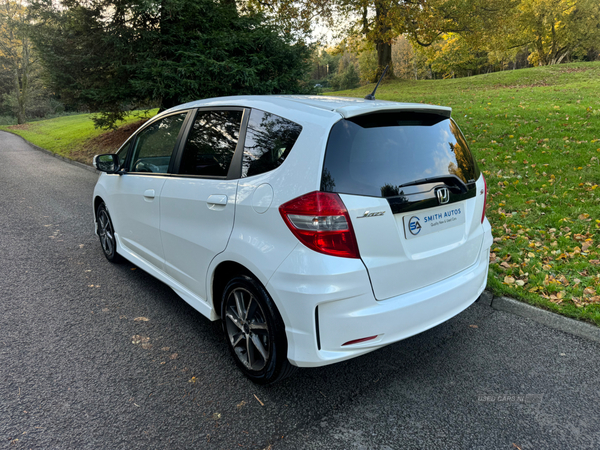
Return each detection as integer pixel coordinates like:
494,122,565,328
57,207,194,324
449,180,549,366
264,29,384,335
166,95,452,121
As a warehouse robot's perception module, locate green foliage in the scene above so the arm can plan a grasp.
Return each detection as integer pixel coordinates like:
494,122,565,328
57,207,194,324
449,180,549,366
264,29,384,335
416,0,600,74
332,61,600,325
330,64,360,91
419,34,492,78
0,114,16,125
357,45,377,83
309,47,342,85
29,0,312,129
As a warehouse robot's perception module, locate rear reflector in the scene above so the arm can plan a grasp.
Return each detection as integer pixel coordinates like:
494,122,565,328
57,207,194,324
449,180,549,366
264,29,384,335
279,191,360,258
481,174,488,224
342,336,378,346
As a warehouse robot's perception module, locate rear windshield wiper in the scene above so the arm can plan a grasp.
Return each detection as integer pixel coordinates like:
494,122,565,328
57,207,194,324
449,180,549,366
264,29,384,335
397,175,468,193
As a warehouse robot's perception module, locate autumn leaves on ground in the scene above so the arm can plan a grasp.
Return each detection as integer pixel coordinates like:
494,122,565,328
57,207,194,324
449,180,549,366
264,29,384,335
4,61,600,325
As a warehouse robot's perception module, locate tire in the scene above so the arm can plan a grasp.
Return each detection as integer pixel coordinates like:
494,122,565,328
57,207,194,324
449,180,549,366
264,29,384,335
221,275,297,385
96,203,122,263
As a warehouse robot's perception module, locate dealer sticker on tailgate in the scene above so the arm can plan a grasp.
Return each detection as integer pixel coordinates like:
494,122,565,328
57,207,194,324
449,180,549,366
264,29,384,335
403,205,465,240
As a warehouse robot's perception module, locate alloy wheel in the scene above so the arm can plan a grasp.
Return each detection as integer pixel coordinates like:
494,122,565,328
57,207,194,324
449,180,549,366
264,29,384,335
224,287,271,371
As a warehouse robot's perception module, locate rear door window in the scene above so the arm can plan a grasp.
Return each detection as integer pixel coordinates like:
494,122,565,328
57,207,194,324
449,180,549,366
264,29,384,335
321,113,479,198
178,109,243,177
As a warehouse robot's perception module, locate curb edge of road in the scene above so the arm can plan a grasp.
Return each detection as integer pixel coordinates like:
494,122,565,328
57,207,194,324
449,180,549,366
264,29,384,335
6,131,600,345
2,129,99,174
477,290,600,344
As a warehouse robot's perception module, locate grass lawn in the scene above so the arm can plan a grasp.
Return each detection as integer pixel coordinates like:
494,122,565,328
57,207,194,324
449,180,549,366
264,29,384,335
333,61,600,325
0,110,158,163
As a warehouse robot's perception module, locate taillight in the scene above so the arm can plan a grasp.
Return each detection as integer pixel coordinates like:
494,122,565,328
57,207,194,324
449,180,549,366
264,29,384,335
279,191,360,259
481,174,488,224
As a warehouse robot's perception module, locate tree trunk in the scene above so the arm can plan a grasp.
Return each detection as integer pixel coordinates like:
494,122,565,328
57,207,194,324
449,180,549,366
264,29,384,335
375,39,393,81
159,96,180,112
535,35,549,65
13,67,25,124
373,1,393,82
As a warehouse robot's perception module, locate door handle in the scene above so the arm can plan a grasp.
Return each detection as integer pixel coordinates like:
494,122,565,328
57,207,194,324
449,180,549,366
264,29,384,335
143,189,155,199
207,194,228,210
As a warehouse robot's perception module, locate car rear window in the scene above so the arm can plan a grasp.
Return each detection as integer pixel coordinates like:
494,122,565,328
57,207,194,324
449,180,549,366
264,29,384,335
321,112,479,197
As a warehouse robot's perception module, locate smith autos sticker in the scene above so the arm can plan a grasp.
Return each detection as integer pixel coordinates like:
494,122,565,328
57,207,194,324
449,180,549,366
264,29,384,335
403,206,465,240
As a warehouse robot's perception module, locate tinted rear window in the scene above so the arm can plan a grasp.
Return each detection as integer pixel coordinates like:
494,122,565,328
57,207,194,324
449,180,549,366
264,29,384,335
321,112,479,197
179,109,243,177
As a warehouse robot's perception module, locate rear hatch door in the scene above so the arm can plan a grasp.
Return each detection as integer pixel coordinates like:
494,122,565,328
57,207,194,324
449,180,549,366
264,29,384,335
321,110,486,300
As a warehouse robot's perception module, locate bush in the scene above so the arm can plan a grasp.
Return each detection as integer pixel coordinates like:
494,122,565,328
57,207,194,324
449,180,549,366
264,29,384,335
0,115,17,126
330,65,361,91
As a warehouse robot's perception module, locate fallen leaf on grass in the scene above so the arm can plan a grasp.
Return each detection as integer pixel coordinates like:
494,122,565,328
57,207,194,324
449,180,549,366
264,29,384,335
504,276,515,285
134,317,149,322
578,213,591,221
572,297,584,307
544,293,563,304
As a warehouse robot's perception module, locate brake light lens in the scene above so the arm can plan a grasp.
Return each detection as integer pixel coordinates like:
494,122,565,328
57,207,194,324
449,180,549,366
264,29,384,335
279,191,360,258
481,174,488,224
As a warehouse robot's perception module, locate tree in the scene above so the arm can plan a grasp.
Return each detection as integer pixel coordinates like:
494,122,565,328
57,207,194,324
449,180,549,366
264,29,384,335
0,0,43,123
30,0,312,128
244,0,518,82
330,63,360,90
514,0,600,65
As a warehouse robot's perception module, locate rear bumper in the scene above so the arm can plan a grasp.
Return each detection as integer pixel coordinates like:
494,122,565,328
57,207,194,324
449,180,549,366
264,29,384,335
267,229,491,368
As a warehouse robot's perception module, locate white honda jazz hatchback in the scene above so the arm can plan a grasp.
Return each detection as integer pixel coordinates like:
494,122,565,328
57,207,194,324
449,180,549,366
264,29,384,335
93,95,493,384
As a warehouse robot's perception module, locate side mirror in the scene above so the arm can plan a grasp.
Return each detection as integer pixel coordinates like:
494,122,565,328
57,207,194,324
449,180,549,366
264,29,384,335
93,154,121,174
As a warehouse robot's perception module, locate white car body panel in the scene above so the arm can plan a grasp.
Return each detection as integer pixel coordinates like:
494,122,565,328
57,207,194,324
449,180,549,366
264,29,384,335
160,176,238,301
108,174,168,270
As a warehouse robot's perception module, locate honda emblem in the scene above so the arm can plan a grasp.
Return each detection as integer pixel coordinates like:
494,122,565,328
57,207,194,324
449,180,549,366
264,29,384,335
435,187,450,205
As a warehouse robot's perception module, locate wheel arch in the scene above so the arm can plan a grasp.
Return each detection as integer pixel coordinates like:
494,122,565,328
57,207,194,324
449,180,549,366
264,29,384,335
211,260,255,318
93,195,105,222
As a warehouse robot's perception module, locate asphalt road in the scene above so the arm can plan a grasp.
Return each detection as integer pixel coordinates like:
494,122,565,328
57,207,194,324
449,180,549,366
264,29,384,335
1,130,600,450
